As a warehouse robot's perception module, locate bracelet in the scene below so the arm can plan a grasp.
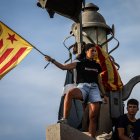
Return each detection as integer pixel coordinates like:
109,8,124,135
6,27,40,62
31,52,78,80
51,59,55,63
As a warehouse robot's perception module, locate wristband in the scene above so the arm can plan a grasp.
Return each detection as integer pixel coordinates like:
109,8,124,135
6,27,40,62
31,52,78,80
51,59,55,63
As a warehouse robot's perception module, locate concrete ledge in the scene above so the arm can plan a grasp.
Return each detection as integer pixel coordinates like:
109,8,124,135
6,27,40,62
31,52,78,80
46,123,95,140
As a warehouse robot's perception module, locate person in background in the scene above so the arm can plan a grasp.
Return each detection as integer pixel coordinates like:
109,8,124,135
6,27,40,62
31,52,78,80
117,98,140,140
45,43,107,138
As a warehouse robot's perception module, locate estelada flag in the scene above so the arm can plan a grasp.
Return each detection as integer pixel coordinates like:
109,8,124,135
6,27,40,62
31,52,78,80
95,45,123,91
0,21,33,79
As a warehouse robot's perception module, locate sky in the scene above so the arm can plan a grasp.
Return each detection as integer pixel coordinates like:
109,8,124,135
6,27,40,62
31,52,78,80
0,0,140,140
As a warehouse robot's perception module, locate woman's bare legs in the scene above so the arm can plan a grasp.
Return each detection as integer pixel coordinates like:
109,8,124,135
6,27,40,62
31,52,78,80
88,102,100,138
63,88,83,119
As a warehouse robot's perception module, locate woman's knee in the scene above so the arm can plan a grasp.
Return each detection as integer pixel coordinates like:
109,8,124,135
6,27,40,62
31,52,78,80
65,89,76,99
65,88,82,100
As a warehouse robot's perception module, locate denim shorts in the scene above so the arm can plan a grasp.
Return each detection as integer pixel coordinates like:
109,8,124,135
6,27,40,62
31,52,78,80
77,83,102,104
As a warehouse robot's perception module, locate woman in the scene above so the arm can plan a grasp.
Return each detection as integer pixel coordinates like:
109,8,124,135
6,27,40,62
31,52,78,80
45,43,107,138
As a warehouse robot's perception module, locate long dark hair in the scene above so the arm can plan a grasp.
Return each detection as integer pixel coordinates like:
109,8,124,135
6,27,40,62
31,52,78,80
76,43,95,61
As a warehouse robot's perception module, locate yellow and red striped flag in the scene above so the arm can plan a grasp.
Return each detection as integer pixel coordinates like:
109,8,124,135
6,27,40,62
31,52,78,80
95,45,123,91
0,21,33,79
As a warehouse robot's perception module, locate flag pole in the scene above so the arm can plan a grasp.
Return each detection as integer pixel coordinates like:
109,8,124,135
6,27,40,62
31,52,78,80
23,41,51,69
28,43,50,69
0,21,50,68
27,42,46,56
0,21,46,57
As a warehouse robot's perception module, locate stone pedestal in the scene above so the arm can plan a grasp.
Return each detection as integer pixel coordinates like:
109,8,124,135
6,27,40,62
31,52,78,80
46,123,95,140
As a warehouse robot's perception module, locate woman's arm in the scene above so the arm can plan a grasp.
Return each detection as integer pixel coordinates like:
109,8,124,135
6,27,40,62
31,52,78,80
98,75,105,95
45,55,77,70
98,75,108,103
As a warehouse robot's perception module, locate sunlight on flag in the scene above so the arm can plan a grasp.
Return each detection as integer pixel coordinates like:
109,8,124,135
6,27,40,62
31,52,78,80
0,21,33,79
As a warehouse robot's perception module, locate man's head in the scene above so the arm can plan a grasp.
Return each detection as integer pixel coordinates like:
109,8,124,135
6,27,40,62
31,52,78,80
127,98,139,116
127,99,139,107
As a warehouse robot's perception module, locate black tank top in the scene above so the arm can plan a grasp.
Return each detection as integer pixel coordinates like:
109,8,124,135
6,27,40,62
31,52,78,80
76,59,102,84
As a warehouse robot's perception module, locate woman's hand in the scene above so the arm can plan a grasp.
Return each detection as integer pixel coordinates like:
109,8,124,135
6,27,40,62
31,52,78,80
103,95,109,104
45,55,54,62
44,55,76,70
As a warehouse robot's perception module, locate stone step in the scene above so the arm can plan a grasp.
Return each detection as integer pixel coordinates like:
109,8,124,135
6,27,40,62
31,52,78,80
46,123,95,140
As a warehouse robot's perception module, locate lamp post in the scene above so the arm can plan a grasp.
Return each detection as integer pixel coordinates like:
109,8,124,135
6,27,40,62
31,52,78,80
71,3,115,134
71,3,113,52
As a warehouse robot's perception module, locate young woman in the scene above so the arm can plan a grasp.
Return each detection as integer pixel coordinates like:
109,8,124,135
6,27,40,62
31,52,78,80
45,43,107,138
